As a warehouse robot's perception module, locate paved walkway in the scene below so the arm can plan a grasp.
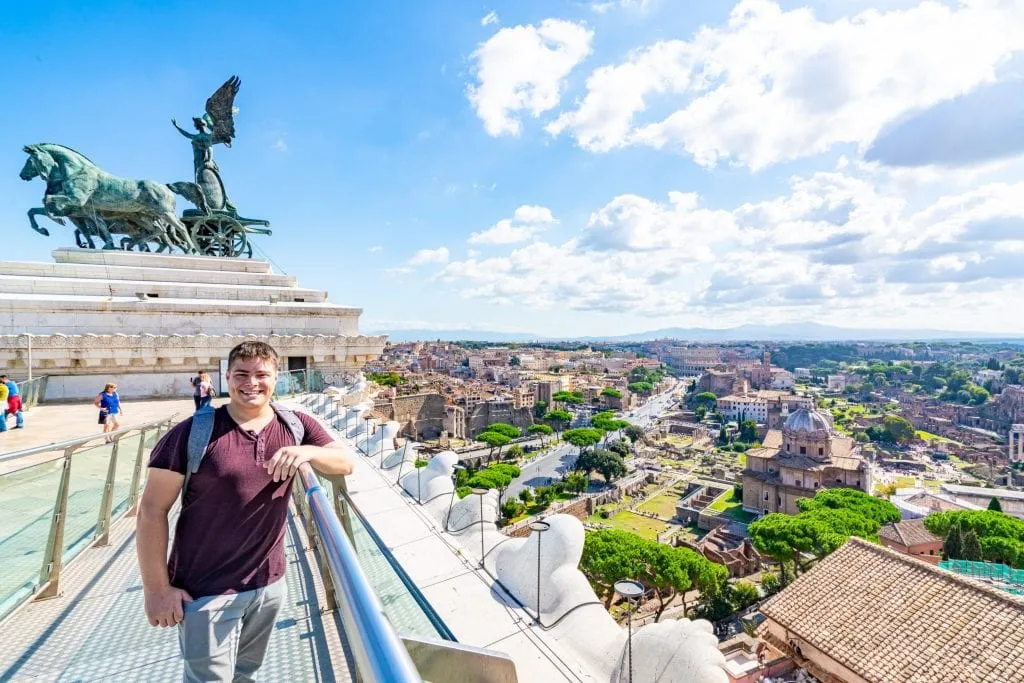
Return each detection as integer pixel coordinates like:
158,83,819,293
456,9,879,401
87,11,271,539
0,509,351,682
0,397,215,456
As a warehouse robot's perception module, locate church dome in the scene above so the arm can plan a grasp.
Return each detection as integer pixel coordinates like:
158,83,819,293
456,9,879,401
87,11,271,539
784,408,831,434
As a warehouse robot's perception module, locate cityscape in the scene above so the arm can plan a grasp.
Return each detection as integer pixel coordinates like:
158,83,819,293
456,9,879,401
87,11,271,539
4,0,1024,682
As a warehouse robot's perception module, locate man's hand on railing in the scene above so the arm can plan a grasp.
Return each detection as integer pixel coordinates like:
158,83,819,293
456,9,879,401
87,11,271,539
145,585,194,628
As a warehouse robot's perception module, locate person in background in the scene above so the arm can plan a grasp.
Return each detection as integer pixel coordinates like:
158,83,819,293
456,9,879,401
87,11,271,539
198,372,215,411
0,374,24,429
94,382,123,442
0,379,7,433
190,371,204,411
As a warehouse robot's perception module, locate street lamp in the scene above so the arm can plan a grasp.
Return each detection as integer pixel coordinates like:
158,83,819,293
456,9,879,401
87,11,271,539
614,579,645,683
446,464,466,532
471,487,489,568
529,520,550,624
363,416,374,455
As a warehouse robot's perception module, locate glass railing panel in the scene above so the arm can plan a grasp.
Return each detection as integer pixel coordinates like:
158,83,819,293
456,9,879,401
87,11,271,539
317,476,450,641
61,442,114,562
0,455,64,620
111,434,142,518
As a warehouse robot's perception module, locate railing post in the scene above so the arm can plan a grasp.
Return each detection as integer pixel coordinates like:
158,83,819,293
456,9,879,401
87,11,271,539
35,446,76,600
94,438,122,547
291,478,338,611
126,426,151,516
331,474,357,547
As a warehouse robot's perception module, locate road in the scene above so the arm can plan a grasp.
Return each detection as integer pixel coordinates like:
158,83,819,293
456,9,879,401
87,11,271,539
621,382,682,429
506,442,580,499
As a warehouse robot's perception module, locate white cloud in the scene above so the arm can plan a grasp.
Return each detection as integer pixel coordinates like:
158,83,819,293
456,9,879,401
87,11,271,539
481,10,498,26
272,137,288,152
417,165,1024,329
468,19,594,136
408,247,450,265
549,0,1024,169
368,245,384,253
468,204,558,245
591,0,652,13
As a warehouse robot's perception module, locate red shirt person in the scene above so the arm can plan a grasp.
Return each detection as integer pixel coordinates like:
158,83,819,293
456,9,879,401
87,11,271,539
137,341,354,682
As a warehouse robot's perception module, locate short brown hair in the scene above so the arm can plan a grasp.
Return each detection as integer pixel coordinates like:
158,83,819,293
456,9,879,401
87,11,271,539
228,341,279,371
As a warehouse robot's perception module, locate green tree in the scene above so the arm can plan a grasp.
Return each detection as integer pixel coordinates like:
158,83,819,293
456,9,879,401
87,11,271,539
718,426,729,445
628,381,654,396
600,387,623,399
760,572,782,597
475,431,511,457
506,444,524,460
467,463,521,506
795,488,901,525
608,439,631,458
563,428,604,453
543,410,573,434
731,581,760,611
519,488,534,504
533,400,548,420
527,423,553,444
553,390,584,405
987,357,1002,371
882,414,916,444
739,419,758,442
368,371,406,387
989,496,1004,512
500,499,524,520
565,471,589,494
487,423,522,439
942,521,964,561
693,392,718,409
510,355,521,366
624,424,645,443
962,528,984,562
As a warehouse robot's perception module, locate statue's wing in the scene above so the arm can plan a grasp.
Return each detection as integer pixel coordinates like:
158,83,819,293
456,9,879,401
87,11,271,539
205,75,241,146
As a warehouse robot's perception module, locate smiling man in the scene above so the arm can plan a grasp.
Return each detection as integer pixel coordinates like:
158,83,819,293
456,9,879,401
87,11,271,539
136,341,354,682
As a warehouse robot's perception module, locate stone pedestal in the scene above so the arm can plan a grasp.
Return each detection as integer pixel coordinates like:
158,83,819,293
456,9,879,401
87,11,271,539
0,249,385,399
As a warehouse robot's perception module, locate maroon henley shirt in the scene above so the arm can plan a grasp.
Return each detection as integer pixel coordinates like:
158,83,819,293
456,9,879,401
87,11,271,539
148,406,334,598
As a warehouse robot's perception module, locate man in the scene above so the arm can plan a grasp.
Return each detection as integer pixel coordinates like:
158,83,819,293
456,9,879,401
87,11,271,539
137,341,354,682
0,374,24,429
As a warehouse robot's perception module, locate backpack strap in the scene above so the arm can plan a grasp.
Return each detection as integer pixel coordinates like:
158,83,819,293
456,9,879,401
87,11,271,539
184,405,217,495
271,402,306,446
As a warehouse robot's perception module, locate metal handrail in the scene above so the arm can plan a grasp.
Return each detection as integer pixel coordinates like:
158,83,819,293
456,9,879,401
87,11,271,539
0,416,176,464
296,464,424,683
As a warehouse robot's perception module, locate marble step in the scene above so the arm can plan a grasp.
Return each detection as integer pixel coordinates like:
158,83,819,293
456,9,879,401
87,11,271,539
0,260,297,287
0,274,326,303
52,248,274,273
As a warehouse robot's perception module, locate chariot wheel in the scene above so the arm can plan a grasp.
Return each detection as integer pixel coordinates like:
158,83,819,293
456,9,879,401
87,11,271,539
189,214,249,257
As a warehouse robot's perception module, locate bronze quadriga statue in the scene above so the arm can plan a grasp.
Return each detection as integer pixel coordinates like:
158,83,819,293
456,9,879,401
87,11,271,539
19,76,271,258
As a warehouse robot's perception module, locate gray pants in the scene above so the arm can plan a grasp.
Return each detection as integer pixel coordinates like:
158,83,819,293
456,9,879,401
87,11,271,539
178,579,286,682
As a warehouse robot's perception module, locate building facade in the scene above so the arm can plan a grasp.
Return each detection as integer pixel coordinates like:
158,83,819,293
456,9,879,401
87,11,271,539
742,408,871,516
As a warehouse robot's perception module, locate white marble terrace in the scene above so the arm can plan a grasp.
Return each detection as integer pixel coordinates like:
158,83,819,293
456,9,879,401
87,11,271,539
297,387,731,683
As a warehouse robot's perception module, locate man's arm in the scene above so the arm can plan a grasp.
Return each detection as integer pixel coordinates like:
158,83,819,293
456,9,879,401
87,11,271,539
265,441,355,482
136,469,192,627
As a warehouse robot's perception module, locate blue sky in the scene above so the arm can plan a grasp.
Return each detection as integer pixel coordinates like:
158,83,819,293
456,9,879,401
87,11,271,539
4,0,1024,337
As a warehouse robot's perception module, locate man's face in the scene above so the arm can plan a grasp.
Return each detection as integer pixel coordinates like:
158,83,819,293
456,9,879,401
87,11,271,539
226,357,277,410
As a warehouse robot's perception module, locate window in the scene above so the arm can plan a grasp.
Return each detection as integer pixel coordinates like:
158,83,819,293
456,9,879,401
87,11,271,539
795,480,802,488
763,492,769,501
836,478,843,484
777,496,782,506
818,447,824,456
786,443,791,452
814,481,819,488
800,446,806,455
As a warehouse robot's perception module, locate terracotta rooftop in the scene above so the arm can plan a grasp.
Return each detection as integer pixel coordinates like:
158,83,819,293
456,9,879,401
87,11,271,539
760,538,1024,682
879,518,942,548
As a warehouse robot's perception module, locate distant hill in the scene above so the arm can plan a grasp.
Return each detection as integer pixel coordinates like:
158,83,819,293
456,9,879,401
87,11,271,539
369,322,1023,344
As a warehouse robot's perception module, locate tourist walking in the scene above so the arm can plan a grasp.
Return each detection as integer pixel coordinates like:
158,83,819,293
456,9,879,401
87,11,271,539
137,341,353,682
0,379,7,434
93,382,122,441
0,374,24,430
197,371,216,411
